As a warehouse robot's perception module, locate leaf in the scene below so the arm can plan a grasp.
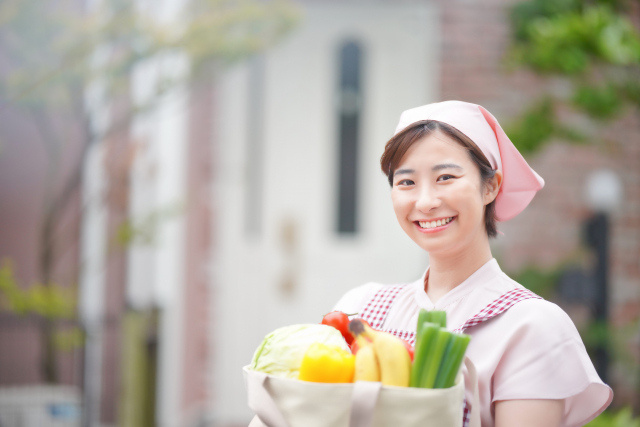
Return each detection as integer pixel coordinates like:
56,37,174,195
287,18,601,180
509,2,640,74
585,407,640,427
511,264,563,299
504,98,559,154
572,83,623,119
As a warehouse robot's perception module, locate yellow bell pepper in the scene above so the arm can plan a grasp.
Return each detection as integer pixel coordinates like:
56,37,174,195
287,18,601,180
298,342,355,383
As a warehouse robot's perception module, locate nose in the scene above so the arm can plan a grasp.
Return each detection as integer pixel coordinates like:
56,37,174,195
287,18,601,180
415,186,441,212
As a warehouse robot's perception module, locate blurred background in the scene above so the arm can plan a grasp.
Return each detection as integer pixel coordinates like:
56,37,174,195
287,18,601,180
0,0,638,426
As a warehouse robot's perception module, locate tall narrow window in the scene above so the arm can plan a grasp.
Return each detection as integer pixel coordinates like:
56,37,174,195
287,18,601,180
336,41,362,234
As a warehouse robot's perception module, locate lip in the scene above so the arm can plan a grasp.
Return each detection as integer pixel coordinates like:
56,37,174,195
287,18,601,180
414,216,456,233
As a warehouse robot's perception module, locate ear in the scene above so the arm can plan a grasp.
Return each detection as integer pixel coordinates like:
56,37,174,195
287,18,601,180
483,170,503,205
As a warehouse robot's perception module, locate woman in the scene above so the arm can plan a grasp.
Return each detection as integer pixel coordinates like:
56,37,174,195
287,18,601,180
333,101,612,426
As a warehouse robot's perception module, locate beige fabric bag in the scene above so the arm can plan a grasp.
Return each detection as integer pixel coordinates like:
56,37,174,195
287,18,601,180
243,358,480,427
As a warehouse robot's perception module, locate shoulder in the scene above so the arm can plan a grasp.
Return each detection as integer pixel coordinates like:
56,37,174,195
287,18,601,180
499,297,580,340
468,294,581,362
485,296,612,422
483,296,605,394
332,282,383,314
488,268,579,336
332,282,412,314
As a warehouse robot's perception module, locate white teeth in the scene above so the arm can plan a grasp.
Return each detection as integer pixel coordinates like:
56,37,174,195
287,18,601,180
418,217,453,229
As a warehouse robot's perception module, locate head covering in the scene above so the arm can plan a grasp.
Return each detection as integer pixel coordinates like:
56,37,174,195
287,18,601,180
394,100,544,221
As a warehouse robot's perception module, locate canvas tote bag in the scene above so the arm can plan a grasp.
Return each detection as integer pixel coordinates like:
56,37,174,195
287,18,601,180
243,358,480,427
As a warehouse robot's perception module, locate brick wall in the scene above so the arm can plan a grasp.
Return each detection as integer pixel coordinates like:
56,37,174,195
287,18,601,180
181,72,215,424
101,126,132,424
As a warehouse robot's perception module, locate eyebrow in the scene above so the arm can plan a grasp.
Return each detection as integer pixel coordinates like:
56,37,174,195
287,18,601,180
432,163,463,171
393,168,414,177
393,163,463,177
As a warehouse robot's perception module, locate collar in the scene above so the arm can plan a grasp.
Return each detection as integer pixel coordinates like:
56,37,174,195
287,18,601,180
411,258,502,310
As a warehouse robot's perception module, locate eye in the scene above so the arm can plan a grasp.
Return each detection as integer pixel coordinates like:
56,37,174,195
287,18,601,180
395,179,414,187
436,174,456,182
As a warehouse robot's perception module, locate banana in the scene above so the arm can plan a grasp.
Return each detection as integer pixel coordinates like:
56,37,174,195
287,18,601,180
369,328,411,387
349,319,411,387
353,335,380,382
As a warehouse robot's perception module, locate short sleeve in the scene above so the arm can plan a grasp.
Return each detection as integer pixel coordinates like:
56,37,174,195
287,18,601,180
332,283,381,315
491,299,612,426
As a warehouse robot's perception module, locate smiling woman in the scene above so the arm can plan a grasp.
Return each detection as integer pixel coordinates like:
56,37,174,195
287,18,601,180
389,132,496,265
332,101,613,427
382,121,500,237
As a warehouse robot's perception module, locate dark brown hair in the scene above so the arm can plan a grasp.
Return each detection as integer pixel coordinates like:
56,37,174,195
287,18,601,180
380,120,498,238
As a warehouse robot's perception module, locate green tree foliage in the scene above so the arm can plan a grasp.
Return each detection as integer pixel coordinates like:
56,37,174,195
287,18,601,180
511,1,640,74
0,260,75,319
0,259,82,351
506,0,640,152
505,97,586,154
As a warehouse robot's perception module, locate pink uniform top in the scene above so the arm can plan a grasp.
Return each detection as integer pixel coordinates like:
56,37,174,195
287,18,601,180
332,258,613,427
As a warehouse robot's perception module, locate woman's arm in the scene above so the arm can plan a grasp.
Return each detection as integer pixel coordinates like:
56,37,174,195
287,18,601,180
494,399,563,427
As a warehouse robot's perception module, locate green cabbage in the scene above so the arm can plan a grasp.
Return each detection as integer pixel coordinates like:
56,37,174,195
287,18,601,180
250,324,350,378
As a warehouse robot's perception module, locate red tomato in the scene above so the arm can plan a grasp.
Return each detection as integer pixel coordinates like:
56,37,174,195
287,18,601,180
321,311,354,345
400,338,415,362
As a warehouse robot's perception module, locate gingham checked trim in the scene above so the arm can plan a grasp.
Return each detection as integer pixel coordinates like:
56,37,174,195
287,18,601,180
452,287,542,333
359,285,405,330
463,400,471,427
384,328,416,347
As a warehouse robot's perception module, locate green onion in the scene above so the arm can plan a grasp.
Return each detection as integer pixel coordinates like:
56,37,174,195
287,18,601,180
418,329,451,388
433,333,471,389
427,310,447,328
410,322,439,387
415,309,431,338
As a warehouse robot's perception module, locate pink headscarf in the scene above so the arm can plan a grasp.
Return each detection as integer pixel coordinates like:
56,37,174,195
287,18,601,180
394,100,544,221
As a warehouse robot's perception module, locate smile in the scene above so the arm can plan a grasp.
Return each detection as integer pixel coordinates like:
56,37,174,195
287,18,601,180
416,216,455,230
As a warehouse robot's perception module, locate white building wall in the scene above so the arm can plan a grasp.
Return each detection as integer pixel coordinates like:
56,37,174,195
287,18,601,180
129,1,189,426
129,55,188,427
79,141,109,427
79,30,112,427
212,1,439,424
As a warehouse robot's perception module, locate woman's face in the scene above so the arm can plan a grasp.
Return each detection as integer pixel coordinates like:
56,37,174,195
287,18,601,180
390,131,496,257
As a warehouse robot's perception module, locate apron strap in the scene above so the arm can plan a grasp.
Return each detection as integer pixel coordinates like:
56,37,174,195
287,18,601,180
358,285,405,330
453,287,541,333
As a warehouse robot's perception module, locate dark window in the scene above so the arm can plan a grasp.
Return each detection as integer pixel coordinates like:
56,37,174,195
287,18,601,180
336,41,362,234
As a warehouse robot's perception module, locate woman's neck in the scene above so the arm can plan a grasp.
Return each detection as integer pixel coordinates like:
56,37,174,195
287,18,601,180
425,240,493,304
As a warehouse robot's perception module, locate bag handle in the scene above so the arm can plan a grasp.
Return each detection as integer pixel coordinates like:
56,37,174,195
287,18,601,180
464,357,481,427
349,381,382,427
246,371,290,427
